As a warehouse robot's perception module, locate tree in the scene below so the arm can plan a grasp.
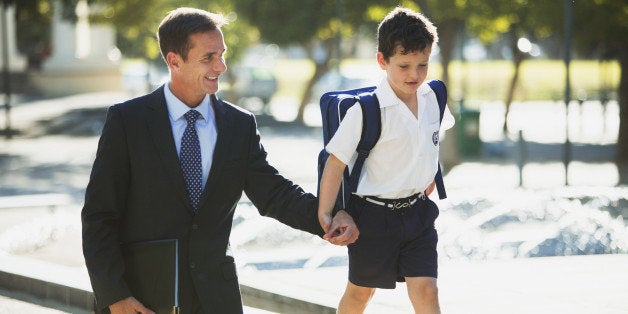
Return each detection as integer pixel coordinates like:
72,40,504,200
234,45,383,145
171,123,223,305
235,0,410,123
569,0,628,181
234,0,342,123
414,0,465,88
87,0,253,64
14,0,53,70
88,0,256,102
464,0,558,136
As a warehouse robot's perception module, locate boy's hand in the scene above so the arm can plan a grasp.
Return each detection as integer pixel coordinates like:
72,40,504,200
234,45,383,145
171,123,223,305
318,211,332,233
323,210,359,246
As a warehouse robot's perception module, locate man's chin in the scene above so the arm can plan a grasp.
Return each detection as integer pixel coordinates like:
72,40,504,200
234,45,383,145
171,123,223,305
204,85,219,95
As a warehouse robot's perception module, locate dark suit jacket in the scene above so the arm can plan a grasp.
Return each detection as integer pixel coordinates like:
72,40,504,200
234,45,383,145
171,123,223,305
82,86,324,313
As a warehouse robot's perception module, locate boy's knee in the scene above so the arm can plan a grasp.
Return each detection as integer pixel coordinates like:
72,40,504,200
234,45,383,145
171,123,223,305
345,286,375,304
408,278,439,302
419,283,438,302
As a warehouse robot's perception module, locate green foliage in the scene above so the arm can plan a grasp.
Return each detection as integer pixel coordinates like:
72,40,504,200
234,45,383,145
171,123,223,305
572,0,628,58
15,0,53,69
234,0,324,45
234,0,403,48
86,0,254,64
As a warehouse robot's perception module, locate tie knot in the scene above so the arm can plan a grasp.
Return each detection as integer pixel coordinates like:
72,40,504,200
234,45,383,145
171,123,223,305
184,110,201,125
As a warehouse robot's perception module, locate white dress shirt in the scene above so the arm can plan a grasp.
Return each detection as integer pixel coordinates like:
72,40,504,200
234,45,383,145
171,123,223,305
164,83,217,190
326,78,455,199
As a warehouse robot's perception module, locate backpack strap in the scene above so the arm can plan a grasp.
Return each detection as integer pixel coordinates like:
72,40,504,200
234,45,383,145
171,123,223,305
346,92,381,195
427,80,448,200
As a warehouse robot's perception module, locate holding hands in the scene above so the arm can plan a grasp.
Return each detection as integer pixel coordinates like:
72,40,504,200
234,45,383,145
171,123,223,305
320,210,359,246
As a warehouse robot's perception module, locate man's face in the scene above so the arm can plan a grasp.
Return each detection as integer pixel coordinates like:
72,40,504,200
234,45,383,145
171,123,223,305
170,29,227,105
377,45,432,103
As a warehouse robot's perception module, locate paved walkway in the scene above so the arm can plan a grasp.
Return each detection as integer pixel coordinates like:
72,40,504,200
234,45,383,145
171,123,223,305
0,92,627,313
240,254,628,313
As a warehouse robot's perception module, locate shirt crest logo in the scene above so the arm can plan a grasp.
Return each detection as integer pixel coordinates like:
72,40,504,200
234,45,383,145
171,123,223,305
432,131,439,146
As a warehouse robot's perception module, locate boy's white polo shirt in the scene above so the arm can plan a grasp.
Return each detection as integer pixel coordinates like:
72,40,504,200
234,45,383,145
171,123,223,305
325,78,455,199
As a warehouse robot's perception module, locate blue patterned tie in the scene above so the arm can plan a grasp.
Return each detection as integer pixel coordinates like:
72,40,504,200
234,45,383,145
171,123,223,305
180,110,202,211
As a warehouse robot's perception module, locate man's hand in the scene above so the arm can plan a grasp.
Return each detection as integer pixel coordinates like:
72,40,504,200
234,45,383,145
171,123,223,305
109,297,154,314
323,210,359,246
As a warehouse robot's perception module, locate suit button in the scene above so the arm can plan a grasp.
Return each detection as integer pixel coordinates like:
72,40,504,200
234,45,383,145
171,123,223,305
191,224,198,230
190,262,196,269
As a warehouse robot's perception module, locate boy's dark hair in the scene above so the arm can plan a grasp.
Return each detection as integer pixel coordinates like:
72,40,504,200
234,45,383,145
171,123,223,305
377,7,438,61
157,7,228,62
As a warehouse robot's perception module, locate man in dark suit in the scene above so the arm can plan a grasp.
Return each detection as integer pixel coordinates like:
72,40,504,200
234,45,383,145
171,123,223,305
82,7,359,314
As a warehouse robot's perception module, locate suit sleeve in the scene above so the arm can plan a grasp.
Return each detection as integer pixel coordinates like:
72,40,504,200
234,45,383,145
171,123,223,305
242,114,325,237
81,105,132,310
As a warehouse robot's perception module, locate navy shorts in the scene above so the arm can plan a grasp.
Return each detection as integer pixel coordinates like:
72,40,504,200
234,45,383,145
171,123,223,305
346,194,439,289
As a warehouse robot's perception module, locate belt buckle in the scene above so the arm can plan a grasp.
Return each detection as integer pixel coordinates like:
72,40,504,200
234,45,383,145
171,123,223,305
391,200,411,214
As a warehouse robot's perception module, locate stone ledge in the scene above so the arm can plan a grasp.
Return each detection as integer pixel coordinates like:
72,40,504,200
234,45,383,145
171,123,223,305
0,253,335,313
0,253,93,310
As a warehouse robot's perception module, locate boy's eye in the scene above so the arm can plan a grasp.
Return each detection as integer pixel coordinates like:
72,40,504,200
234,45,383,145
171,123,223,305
399,65,409,69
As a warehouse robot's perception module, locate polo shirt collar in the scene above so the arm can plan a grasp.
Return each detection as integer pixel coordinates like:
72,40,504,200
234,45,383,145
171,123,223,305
375,78,433,108
164,82,211,122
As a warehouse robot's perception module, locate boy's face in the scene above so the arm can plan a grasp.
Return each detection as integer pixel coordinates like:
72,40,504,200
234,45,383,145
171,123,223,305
377,45,432,103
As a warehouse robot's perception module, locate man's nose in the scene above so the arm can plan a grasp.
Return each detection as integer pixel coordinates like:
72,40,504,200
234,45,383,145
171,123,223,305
214,58,227,73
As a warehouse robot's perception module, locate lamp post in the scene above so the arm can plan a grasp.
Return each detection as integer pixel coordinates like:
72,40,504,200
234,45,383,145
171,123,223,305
1,0,12,139
563,0,573,185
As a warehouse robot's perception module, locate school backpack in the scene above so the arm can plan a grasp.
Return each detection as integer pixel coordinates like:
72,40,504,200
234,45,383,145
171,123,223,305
317,80,448,213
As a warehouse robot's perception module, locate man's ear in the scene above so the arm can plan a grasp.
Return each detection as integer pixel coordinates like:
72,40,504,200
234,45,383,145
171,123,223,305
166,52,180,71
376,52,387,70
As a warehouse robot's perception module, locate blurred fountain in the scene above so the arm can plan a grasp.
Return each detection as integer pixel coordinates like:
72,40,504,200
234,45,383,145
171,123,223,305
230,187,628,271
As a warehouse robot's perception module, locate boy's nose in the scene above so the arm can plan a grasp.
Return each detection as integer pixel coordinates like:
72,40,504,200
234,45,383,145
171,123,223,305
410,69,421,80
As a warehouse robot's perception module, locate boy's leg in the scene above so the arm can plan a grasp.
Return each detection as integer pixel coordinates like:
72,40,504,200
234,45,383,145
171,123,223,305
338,282,376,314
405,277,440,314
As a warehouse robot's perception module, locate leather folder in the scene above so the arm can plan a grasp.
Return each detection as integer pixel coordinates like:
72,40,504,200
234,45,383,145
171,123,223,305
121,238,180,314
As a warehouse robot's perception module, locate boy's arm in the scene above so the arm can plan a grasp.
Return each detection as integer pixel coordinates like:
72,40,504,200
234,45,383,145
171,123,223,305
317,153,347,232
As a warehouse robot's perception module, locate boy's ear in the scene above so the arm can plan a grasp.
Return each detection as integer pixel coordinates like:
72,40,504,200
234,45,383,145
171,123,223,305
376,52,388,70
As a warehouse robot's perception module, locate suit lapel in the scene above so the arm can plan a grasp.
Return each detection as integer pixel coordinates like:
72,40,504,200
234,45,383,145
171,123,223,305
145,86,194,212
198,94,234,208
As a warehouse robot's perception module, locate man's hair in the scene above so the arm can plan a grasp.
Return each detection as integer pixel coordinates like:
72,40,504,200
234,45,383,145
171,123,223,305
377,7,438,61
157,7,228,62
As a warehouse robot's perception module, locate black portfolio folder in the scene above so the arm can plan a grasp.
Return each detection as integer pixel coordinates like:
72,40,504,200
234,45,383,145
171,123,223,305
121,238,180,314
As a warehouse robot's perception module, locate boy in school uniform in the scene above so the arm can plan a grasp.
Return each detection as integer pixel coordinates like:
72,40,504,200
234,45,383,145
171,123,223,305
318,7,455,314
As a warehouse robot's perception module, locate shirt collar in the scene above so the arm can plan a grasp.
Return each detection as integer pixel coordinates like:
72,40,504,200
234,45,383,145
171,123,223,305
164,82,211,122
374,78,433,108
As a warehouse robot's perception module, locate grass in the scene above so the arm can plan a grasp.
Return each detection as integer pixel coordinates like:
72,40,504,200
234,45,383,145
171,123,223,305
271,59,621,107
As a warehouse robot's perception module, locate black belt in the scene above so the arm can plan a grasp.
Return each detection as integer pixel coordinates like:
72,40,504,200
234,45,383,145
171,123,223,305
358,193,424,211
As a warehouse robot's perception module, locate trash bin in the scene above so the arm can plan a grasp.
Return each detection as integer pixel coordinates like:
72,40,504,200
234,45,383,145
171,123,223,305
456,106,481,157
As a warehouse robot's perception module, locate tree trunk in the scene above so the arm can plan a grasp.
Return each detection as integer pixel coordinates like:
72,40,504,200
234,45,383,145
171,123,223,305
296,61,329,123
435,20,462,169
438,22,459,87
503,31,525,136
616,49,628,184
296,41,333,123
